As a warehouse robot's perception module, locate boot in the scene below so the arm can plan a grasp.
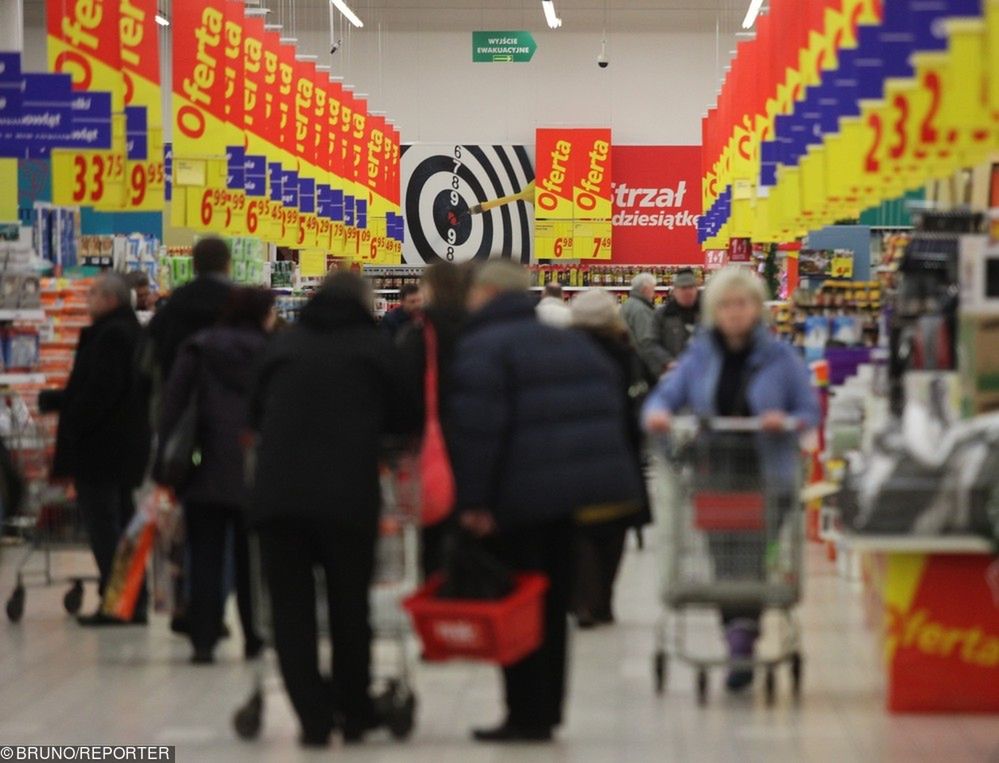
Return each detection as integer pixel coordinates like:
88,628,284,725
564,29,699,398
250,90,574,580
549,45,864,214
724,619,759,693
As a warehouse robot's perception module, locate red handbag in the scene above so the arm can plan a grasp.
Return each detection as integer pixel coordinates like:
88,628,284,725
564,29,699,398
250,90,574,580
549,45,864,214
419,320,456,526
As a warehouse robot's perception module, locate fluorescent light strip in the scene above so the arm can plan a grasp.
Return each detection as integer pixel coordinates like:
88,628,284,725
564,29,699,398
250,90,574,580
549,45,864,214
742,0,765,29
330,0,364,28
542,0,562,29
244,8,270,16
155,13,169,26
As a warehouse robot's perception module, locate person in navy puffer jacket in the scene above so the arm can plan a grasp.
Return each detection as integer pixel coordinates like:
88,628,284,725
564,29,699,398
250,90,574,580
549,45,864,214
447,260,642,744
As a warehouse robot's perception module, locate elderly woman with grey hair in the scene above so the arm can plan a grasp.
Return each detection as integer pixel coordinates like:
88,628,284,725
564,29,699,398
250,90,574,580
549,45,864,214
642,266,819,692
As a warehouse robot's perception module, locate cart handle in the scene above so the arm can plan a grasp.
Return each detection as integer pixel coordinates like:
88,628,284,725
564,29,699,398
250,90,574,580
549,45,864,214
670,415,800,434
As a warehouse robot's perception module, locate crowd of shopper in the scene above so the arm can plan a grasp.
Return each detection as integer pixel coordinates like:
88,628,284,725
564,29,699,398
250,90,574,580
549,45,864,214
39,240,818,747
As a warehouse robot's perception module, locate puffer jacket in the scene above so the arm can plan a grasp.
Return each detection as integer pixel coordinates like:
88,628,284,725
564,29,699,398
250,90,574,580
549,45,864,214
654,295,701,367
159,325,268,507
447,292,643,529
643,324,821,483
622,291,669,382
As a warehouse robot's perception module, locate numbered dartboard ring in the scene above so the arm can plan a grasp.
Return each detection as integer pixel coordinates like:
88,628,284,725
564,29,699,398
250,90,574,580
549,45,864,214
406,153,494,264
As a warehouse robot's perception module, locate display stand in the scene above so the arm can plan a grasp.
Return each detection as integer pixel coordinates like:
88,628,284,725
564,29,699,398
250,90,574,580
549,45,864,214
839,532,999,713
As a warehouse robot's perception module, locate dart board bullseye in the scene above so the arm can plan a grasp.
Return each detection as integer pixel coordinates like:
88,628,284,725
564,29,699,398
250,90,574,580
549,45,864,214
401,144,536,265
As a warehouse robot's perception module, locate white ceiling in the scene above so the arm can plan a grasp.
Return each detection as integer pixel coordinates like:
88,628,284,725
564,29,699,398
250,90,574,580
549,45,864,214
24,0,752,34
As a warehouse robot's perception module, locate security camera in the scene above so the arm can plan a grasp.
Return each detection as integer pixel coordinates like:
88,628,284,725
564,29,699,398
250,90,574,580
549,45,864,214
597,38,609,68
330,39,342,54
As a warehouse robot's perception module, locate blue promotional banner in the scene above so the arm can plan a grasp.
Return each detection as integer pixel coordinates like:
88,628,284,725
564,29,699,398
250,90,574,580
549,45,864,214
126,106,148,160
280,170,299,208
227,146,246,190
244,155,266,197
298,176,315,214
268,162,283,202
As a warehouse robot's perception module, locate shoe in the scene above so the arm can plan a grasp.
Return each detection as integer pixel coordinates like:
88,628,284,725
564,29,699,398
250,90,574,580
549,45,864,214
576,612,598,630
595,610,615,626
130,612,148,626
724,619,759,693
77,611,128,627
299,730,331,748
190,647,214,665
472,722,553,743
341,713,382,744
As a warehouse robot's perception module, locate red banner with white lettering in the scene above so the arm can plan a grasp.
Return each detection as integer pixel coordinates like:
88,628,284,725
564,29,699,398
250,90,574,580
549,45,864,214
610,145,702,265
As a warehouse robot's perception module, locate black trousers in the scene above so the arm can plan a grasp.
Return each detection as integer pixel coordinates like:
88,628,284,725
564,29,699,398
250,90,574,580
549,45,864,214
259,515,378,739
184,502,257,651
573,523,626,621
75,480,147,618
491,517,573,730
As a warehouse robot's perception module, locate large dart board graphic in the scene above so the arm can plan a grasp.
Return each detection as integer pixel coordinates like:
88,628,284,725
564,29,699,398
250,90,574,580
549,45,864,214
401,144,535,265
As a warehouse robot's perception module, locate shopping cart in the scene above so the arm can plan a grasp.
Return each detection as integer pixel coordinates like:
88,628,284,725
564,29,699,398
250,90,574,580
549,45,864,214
233,449,421,741
2,389,97,622
651,416,804,706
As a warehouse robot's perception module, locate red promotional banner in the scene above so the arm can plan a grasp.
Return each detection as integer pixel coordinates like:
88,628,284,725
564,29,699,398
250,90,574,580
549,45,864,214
610,145,702,265
172,0,228,158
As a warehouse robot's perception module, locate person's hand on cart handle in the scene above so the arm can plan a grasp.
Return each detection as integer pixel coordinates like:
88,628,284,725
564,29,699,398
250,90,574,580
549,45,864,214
644,409,672,434
759,410,787,433
460,509,497,538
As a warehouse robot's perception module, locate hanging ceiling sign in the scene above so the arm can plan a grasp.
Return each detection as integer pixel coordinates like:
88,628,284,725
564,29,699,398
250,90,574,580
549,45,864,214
472,31,537,63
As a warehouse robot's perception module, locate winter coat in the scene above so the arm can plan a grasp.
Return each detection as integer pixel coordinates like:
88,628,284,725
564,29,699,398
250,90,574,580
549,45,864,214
158,325,268,507
643,324,821,483
654,296,701,367
621,291,669,383
578,328,652,527
396,305,467,432
149,275,232,379
247,289,416,529
50,305,151,486
381,305,415,340
447,292,643,529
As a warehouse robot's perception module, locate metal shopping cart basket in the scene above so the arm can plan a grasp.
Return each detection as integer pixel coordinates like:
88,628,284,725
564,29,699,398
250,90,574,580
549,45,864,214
233,448,422,741
2,389,97,622
651,417,804,706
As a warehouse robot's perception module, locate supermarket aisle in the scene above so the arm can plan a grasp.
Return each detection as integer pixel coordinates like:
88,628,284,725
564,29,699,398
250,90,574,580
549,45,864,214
1,540,998,763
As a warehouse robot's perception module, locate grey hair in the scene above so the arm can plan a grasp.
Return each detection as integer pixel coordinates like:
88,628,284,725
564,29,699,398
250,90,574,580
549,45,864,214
701,266,769,327
94,273,133,308
631,272,657,292
473,260,531,293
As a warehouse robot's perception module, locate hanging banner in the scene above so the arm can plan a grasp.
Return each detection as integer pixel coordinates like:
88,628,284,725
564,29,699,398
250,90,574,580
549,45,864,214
534,128,577,260
572,127,612,260
611,145,701,265
172,0,229,229
48,0,127,208
221,0,247,234
120,0,164,210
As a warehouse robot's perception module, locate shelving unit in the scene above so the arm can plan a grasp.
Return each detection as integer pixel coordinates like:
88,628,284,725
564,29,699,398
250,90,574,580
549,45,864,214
0,373,46,386
0,310,47,322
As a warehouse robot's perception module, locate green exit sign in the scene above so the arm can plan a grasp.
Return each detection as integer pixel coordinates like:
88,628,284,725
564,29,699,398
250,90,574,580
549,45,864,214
472,31,537,63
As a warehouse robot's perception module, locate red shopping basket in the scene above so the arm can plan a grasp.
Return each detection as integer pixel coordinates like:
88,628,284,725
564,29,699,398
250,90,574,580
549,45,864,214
693,490,766,531
403,573,549,666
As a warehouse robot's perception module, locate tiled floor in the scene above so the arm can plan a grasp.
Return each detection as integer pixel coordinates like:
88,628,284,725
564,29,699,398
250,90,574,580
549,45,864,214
1,536,998,763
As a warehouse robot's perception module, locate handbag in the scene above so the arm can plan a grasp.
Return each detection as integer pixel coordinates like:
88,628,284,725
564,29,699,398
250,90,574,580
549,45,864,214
155,346,201,491
419,319,456,526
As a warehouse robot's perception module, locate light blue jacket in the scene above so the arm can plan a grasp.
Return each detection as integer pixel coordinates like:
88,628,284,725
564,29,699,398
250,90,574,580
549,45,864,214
643,325,820,483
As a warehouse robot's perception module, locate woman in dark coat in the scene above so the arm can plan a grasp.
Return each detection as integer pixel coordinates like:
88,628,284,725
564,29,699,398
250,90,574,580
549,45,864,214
568,289,649,628
158,287,276,663
247,273,415,748
395,262,472,575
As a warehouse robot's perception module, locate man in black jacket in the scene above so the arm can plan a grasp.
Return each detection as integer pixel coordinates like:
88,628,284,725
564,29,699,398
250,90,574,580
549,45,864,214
248,273,415,748
654,266,701,369
448,261,642,743
149,236,232,380
45,274,151,626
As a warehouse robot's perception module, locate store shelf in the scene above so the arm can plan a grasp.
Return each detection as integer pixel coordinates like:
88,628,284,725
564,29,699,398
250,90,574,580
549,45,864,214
838,531,993,555
0,373,46,386
530,286,669,292
0,309,46,322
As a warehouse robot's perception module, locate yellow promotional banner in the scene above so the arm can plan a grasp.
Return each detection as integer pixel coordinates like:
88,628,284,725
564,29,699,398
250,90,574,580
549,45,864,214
943,18,991,166
48,0,127,208
121,0,164,211
221,1,247,235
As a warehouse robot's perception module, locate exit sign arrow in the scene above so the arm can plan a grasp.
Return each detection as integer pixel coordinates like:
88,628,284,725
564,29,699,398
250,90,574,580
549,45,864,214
472,31,537,63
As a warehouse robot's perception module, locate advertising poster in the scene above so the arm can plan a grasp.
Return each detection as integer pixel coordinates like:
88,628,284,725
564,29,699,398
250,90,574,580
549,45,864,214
47,0,126,209
610,146,702,265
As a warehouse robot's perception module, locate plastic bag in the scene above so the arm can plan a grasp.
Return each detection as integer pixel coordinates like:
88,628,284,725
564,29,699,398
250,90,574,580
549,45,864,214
151,494,185,614
436,532,514,601
101,486,173,620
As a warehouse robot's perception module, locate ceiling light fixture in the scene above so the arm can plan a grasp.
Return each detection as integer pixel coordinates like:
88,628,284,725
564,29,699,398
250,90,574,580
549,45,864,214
542,0,562,29
244,8,270,16
330,0,364,28
742,0,765,29
155,13,169,26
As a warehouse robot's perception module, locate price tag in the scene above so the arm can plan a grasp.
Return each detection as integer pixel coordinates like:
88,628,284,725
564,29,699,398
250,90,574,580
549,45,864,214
124,158,166,210
52,150,126,208
535,219,574,260
574,220,612,261
345,225,359,259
